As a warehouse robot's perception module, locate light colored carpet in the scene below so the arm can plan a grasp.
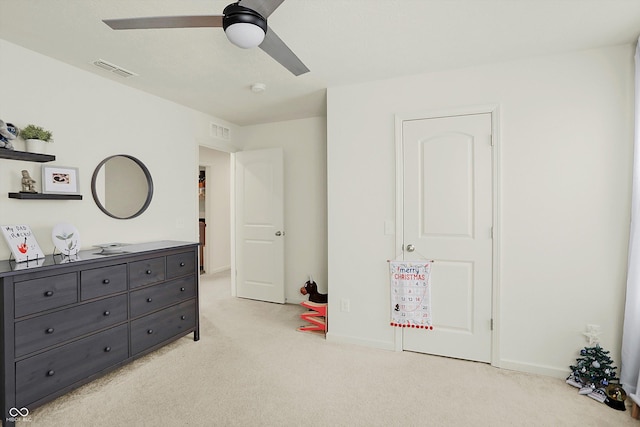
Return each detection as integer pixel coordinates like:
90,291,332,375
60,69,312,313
19,271,637,426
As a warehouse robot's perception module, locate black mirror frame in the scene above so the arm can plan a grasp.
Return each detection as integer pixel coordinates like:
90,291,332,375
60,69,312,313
91,154,154,220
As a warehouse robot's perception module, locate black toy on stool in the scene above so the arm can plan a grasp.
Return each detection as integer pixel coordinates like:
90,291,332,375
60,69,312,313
300,278,327,304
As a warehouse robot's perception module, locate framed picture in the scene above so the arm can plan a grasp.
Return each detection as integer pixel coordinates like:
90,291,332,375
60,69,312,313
0,225,45,262
41,166,80,195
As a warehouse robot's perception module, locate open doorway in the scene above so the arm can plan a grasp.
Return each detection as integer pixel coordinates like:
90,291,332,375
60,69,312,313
198,168,206,273
198,146,232,275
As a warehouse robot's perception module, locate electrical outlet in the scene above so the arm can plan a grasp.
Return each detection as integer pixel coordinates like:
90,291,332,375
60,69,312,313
341,298,350,312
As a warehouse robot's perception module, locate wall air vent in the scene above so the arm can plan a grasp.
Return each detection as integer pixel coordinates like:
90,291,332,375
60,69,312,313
92,59,138,78
210,123,231,140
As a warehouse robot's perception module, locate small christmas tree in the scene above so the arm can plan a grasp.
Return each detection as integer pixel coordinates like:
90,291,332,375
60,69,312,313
568,344,618,392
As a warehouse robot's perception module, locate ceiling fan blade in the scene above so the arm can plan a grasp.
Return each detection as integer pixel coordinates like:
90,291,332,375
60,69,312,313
259,26,309,76
240,0,285,18
103,15,223,30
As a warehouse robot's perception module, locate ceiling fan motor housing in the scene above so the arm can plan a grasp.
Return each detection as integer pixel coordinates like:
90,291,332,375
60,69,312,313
222,3,267,32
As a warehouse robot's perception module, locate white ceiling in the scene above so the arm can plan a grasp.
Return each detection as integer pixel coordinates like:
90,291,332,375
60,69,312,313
1,0,639,126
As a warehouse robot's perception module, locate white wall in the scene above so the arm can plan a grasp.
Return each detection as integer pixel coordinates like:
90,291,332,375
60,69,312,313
327,45,634,377
5,36,632,379
0,39,237,258
240,117,328,304
198,146,231,273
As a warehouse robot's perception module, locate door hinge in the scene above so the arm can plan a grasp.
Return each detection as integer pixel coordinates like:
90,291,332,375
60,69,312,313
490,226,493,239
490,318,494,331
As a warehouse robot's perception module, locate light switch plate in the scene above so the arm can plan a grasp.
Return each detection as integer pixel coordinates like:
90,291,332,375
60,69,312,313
384,220,395,235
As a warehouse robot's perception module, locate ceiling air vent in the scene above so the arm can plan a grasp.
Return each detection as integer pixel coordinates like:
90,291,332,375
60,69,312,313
210,123,230,140
92,59,138,78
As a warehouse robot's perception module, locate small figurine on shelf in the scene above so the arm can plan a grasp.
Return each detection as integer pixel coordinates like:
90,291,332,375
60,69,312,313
20,170,37,193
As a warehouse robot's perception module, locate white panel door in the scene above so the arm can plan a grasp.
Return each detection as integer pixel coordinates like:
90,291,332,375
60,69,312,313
235,148,285,304
402,113,493,362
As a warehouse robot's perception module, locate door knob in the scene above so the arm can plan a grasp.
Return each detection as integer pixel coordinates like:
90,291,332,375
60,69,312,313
406,244,415,252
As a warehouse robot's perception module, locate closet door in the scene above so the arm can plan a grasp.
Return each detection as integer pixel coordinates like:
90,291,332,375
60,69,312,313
235,148,285,304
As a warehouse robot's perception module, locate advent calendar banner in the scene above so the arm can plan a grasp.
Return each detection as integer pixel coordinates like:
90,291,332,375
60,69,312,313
389,260,433,329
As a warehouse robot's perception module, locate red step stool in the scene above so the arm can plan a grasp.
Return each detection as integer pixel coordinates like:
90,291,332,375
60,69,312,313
298,301,327,335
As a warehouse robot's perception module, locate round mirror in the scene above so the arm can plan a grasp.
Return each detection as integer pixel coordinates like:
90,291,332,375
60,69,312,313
91,155,153,219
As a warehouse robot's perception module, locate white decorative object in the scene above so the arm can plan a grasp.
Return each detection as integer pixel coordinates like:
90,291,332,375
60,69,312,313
93,243,128,254
51,223,80,256
25,139,46,154
0,225,45,262
583,324,601,345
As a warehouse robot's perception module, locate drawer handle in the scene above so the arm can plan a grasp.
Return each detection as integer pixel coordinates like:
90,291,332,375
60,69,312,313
46,370,55,377
103,310,110,316
147,329,153,334
181,315,186,320
146,298,153,303
180,287,186,292
180,262,185,267
103,279,110,284
104,346,111,352
45,328,55,334
44,290,54,297
146,270,152,275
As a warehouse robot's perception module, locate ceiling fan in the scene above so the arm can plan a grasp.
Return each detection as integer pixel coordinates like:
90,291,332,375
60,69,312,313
102,0,309,76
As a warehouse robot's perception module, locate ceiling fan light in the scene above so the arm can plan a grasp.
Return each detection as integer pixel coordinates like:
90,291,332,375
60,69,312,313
222,3,267,49
225,23,265,49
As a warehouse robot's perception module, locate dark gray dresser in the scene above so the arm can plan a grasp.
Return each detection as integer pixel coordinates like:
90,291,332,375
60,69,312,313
0,241,199,426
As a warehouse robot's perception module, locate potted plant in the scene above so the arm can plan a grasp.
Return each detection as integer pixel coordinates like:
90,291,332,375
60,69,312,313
20,124,53,154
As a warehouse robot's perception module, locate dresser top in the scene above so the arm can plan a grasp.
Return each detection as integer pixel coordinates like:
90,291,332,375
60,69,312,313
0,240,198,277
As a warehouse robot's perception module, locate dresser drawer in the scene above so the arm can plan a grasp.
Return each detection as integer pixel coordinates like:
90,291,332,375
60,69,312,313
131,300,196,355
129,256,165,289
14,273,78,318
15,294,128,357
16,324,128,407
166,251,196,279
81,264,127,300
130,276,196,318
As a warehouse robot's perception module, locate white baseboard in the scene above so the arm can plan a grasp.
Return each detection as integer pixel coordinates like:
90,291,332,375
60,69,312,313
205,265,231,274
326,332,395,351
497,358,568,379
322,334,569,379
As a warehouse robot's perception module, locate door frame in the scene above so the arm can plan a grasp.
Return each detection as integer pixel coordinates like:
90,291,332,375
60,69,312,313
394,104,502,367
197,138,239,295
200,165,211,275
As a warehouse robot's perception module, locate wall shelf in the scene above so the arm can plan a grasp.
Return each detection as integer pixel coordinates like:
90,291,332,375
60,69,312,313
8,193,82,200
0,150,55,163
